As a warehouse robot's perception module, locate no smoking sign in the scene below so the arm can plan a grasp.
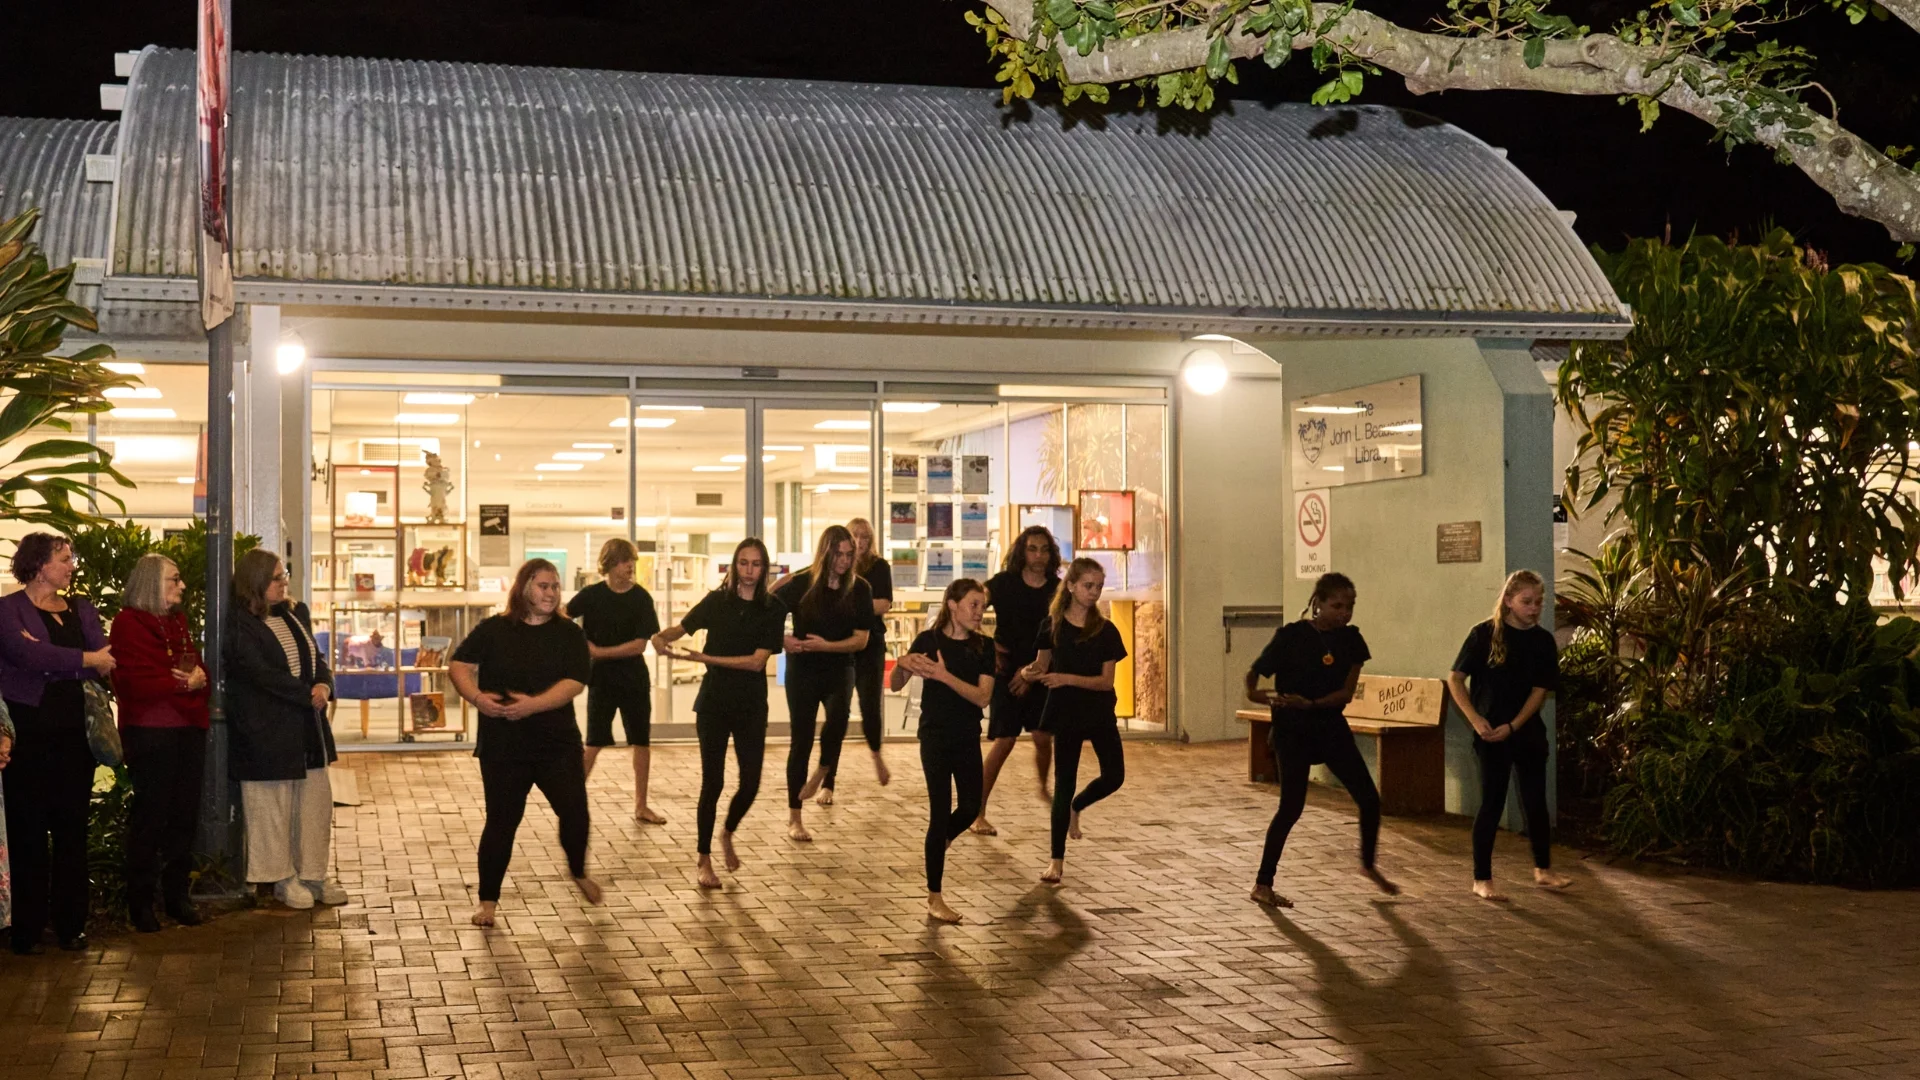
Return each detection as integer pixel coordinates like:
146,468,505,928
1294,489,1332,579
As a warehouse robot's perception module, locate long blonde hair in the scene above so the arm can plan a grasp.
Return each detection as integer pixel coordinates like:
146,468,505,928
848,517,882,575
1489,569,1545,667
1048,557,1107,645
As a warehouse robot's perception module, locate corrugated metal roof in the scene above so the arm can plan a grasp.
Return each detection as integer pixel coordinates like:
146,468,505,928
0,117,117,271
107,47,1628,334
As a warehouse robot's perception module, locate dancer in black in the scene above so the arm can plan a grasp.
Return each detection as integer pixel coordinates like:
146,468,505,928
773,525,874,842
449,559,601,927
653,539,787,889
1448,569,1572,900
1245,572,1398,907
1023,557,1127,885
890,578,993,923
566,537,664,823
814,517,892,806
975,526,1061,836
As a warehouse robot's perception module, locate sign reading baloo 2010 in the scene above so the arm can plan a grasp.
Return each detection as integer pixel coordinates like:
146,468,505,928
1290,376,1424,489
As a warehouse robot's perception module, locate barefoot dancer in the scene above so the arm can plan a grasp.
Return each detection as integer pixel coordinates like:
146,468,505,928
891,579,993,923
1448,570,1572,901
774,526,873,842
975,526,1061,835
1245,572,1398,908
1024,558,1127,885
814,518,892,807
653,539,787,889
566,538,665,824
449,559,602,927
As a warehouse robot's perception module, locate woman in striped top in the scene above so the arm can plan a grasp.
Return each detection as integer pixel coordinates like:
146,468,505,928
223,549,345,911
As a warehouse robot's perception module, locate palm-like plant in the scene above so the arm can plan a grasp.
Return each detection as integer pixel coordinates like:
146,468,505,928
0,208,136,533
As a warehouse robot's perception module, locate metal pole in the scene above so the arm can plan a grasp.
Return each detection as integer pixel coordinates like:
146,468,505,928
197,318,237,875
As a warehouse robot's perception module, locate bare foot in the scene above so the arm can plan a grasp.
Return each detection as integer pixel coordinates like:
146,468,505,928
1363,866,1400,896
1534,868,1573,889
634,806,668,825
696,858,722,889
873,751,890,786
970,817,998,836
1249,885,1293,909
573,876,604,905
1035,781,1052,804
1472,880,1508,902
797,766,828,803
927,894,963,923
815,787,834,807
470,901,497,927
788,818,813,843
720,830,742,872
1040,860,1063,884
1068,810,1082,841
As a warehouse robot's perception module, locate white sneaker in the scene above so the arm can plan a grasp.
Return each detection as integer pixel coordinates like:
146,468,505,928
304,879,349,906
274,878,315,910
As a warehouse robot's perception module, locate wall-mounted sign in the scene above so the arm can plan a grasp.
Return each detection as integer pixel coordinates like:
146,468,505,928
1436,521,1483,564
479,504,510,566
1294,489,1331,580
1291,375,1424,489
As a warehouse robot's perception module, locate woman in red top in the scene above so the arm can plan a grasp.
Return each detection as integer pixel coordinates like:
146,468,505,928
110,553,210,932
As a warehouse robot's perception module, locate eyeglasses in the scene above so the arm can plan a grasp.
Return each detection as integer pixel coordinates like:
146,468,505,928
271,573,290,583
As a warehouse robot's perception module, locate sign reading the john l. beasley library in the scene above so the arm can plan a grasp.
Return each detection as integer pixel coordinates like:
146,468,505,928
1290,376,1424,489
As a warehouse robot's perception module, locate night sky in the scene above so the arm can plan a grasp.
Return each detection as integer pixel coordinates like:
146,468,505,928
8,0,1915,266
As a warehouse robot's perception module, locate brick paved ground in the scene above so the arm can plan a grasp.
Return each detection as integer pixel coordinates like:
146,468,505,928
2,740,1916,1079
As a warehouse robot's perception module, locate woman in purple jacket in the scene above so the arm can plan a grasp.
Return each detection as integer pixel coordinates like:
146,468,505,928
0,533,115,954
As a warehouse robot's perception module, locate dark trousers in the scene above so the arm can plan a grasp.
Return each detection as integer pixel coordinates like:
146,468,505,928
1258,731,1381,886
1050,720,1125,860
823,649,886,789
919,726,983,892
696,708,767,855
1472,733,1553,880
3,713,95,942
784,664,851,808
476,748,590,902
123,725,207,911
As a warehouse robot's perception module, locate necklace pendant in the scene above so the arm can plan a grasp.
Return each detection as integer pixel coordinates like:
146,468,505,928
1322,652,1335,666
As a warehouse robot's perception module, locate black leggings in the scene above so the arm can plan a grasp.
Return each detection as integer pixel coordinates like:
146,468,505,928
823,648,886,789
123,725,208,909
696,708,767,855
920,726,984,892
785,663,851,808
2,709,95,943
477,748,590,902
1472,733,1553,880
1258,729,1381,886
1050,721,1125,860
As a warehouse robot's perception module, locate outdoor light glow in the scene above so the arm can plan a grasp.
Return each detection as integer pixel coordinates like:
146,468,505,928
693,465,741,472
103,362,145,375
611,417,677,428
104,386,163,399
881,402,940,413
534,462,583,472
814,419,871,430
553,451,604,461
109,407,177,420
1190,333,1234,342
394,412,460,425
1181,348,1228,395
403,392,476,405
573,442,615,449
275,343,306,374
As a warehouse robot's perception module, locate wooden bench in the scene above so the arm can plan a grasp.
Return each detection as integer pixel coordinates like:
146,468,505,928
1234,674,1448,815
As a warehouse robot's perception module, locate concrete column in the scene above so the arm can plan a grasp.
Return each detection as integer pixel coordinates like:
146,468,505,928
239,304,283,561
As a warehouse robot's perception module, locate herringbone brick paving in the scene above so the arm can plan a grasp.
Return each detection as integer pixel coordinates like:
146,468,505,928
2,740,1915,1079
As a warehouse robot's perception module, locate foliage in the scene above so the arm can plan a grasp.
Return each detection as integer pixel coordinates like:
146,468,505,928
0,208,137,534
1559,231,1920,603
67,518,261,637
87,765,134,924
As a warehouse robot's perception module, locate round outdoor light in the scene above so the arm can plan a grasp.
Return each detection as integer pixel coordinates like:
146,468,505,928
1182,348,1228,395
276,341,307,375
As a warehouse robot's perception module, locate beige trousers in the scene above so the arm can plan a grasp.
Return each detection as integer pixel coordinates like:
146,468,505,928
241,768,333,883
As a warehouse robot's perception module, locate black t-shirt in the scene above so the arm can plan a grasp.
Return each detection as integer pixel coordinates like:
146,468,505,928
564,581,661,690
773,570,874,672
1452,620,1559,737
908,628,995,732
1034,616,1128,730
681,588,787,714
451,614,592,758
1250,620,1372,727
987,569,1058,669
860,559,894,657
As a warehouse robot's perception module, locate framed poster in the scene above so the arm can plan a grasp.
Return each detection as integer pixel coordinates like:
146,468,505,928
961,455,991,494
889,501,918,541
925,455,954,495
960,500,990,541
890,547,921,587
1017,504,1078,562
1077,490,1135,552
924,547,955,588
960,548,991,581
891,454,920,494
479,503,511,566
926,501,954,540
334,464,398,530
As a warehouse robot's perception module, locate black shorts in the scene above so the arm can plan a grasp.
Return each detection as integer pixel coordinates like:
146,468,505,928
986,664,1046,740
586,682,652,747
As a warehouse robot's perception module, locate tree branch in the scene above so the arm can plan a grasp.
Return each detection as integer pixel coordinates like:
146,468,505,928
1876,0,1920,37
980,1,1920,242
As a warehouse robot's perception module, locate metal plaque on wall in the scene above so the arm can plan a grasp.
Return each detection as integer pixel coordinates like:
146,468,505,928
1290,376,1424,489
1436,521,1483,563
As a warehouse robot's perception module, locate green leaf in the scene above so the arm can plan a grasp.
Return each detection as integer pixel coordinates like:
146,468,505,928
1044,0,1079,28
1340,68,1364,96
1206,33,1231,78
1524,36,1546,68
1264,28,1293,67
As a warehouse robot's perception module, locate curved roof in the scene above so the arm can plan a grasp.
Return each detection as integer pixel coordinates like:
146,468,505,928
0,117,117,271
103,47,1626,336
